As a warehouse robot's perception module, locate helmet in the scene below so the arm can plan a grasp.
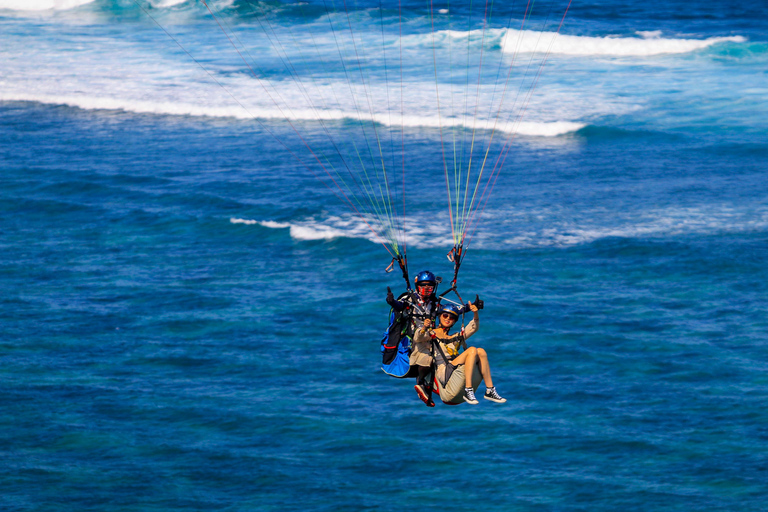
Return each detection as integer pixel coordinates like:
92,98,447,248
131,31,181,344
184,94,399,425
414,270,437,299
439,303,460,320
415,270,436,285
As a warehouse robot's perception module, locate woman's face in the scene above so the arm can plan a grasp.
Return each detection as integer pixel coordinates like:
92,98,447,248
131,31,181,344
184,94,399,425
439,312,458,329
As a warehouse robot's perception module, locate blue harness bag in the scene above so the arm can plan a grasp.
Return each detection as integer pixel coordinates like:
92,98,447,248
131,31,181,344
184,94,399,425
380,294,412,378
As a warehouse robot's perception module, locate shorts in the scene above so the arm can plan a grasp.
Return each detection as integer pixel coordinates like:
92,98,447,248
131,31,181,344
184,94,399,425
436,363,483,404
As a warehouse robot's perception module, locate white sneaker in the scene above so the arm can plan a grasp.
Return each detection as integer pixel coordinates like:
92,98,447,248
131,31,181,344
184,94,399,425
463,387,479,404
484,387,507,403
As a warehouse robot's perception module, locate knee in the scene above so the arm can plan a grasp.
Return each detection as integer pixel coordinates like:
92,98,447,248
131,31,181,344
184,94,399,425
477,348,487,358
466,346,477,356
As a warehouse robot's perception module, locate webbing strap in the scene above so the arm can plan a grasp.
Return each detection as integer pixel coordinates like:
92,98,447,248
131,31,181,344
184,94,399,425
430,332,466,387
431,338,454,387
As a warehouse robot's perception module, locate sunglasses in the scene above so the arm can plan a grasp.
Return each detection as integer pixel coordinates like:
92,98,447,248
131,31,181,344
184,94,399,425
440,313,458,320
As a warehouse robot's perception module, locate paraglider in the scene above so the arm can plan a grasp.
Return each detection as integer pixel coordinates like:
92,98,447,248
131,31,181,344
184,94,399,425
136,0,573,407
383,270,478,406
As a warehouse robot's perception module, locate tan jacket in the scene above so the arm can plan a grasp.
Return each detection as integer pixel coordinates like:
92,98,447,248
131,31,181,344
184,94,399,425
412,312,479,382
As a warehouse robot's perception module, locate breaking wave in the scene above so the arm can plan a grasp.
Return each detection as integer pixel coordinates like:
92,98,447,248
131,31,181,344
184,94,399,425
233,205,768,249
1,92,585,136
501,29,747,56
0,0,95,10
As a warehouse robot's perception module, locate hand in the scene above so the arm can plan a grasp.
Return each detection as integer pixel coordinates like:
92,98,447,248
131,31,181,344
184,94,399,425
386,286,394,302
473,294,484,310
423,318,432,329
469,303,479,313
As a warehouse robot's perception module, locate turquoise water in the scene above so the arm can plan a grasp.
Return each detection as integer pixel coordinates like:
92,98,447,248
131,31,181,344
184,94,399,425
2,0,768,510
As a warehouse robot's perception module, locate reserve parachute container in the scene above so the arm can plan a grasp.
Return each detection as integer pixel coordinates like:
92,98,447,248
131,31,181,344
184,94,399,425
380,292,414,378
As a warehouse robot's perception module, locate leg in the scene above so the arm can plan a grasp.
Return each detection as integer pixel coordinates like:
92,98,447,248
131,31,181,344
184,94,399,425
417,365,431,386
424,366,435,405
451,347,483,388
476,347,493,388
475,348,507,403
415,365,435,407
462,347,478,388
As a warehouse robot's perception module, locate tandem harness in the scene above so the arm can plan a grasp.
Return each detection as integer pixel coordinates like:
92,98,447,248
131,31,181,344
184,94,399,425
380,292,437,378
429,330,467,389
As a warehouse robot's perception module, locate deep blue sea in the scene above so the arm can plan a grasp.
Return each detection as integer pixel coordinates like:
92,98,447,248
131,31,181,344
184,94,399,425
2,0,768,510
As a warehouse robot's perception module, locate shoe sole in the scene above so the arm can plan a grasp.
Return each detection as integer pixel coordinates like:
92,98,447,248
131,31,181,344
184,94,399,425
463,397,479,404
484,396,507,403
415,385,432,406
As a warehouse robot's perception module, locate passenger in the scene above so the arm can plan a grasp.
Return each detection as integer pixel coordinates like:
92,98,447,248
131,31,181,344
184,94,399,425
386,270,482,407
414,302,506,405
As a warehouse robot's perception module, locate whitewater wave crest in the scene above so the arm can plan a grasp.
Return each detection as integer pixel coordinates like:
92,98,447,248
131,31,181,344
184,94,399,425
1,92,585,137
231,218,355,240
0,0,94,10
0,0,235,11
230,216,453,247
401,26,746,56
232,205,768,250
501,29,747,56
500,205,768,247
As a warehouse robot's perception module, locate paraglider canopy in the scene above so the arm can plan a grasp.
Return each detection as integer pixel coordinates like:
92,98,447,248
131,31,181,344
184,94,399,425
137,0,572,286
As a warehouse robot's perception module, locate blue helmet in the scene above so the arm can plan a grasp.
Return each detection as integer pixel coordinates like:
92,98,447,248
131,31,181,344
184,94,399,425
439,303,461,320
415,270,436,286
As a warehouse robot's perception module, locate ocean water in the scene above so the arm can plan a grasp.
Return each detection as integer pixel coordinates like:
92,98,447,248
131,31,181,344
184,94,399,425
2,0,768,510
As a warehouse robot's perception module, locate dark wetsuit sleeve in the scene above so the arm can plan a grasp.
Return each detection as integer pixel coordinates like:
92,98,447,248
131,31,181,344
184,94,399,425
387,295,407,312
458,303,471,314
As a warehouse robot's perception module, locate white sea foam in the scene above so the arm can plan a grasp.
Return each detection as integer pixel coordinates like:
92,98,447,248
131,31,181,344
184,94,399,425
401,27,507,49
402,27,746,56
501,29,747,56
232,216,453,247
0,0,94,10
234,205,768,250
500,206,768,248
1,13,652,137
230,218,258,226
394,114,584,136
636,30,663,39
231,218,358,240
0,92,300,122
288,224,352,240
5,10,743,143
0,89,586,137
0,0,195,8
149,0,188,7
231,218,291,228
259,220,291,229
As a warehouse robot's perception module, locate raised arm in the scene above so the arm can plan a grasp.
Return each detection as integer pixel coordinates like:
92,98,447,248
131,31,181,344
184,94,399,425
386,287,407,312
458,294,484,315
463,302,480,339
